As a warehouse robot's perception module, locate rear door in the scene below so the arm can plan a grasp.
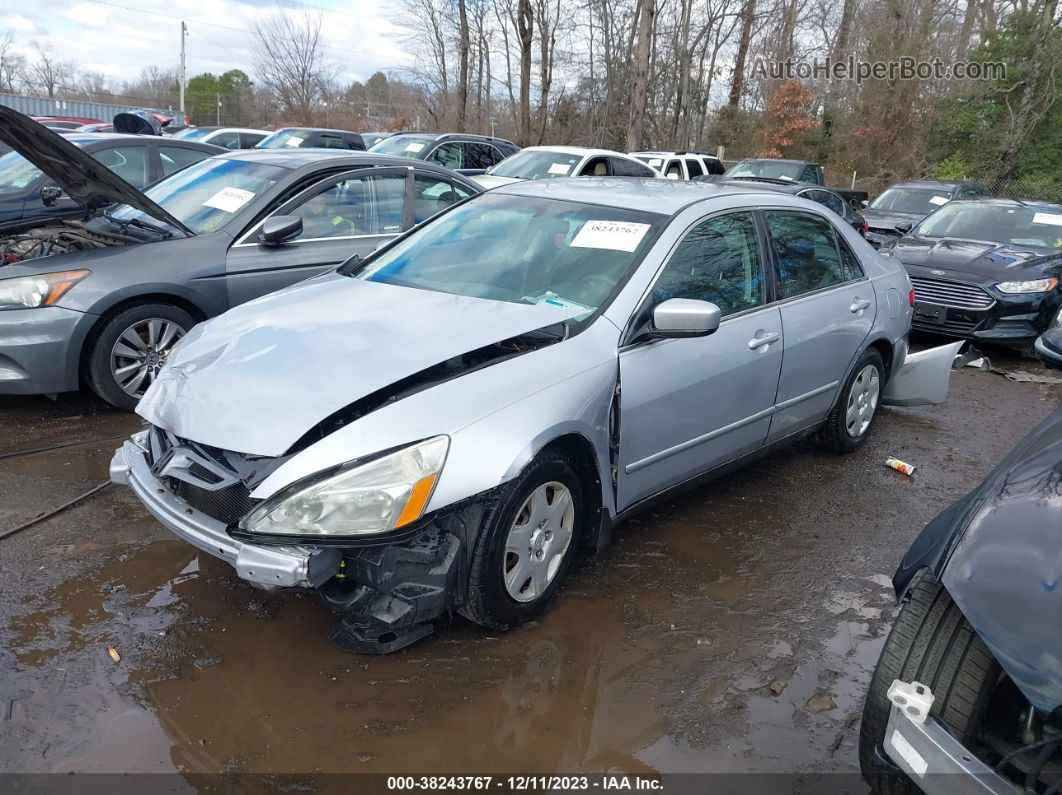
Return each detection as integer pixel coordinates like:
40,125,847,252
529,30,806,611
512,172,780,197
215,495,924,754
224,166,419,306
617,210,782,509
762,209,874,442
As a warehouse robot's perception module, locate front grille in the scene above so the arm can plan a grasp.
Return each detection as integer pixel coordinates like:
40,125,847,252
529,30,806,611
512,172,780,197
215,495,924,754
913,315,981,335
168,478,259,526
910,276,995,310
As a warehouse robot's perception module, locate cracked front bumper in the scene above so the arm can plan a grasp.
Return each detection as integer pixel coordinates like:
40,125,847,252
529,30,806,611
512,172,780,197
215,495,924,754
110,437,340,590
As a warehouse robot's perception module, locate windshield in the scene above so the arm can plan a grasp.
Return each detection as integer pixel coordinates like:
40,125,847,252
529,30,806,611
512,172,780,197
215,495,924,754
109,157,286,234
0,150,44,191
173,127,214,141
351,193,665,321
871,188,952,215
256,129,313,149
368,134,436,157
917,203,1062,249
489,150,583,180
725,160,801,180
361,133,389,149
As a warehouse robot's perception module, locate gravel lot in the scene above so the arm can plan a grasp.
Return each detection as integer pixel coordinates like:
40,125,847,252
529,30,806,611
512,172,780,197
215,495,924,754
1,339,1058,790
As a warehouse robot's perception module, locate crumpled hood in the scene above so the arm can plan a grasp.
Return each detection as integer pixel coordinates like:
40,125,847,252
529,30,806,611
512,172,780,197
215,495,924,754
137,275,582,457
861,207,924,230
892,235,1060,280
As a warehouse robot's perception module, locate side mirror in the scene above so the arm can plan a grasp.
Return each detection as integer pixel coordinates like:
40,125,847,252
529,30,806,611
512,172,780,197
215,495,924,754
259,215,303,245
651,298,721,338
1034,328,1062,371
861,200,869,208
895,221,913,234
40,185,62,206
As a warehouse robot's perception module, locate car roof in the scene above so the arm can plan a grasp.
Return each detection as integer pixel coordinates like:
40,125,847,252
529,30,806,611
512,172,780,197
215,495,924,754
736,157,812,165
521,145,636,158
386,131,516,145
214,148,457,171
208,127,270,134
892,180,976,190
55,132,174,146
634,150,719,159
951,197,1062,212
492,176,787,215
276,127,361,135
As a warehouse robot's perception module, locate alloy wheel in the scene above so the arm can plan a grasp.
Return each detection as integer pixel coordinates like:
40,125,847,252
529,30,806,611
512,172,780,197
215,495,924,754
110,318,186,398
502,481,575,603
845,364,880,438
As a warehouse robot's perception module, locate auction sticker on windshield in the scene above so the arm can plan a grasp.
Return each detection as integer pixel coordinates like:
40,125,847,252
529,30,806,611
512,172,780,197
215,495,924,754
571,220,651,252
204,187,255,213
547,162,571,175
928,195,949,206
1033,212,1062,227
405,142,426,153
283,135,304,148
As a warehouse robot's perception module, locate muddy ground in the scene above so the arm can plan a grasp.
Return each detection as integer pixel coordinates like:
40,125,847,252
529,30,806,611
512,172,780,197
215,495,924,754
0,339,1058,792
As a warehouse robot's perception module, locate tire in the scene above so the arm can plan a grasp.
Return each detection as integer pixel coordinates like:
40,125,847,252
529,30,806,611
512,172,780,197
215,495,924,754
85,302,194,411
859,574,1000,795
819,348,884,453
459,450,585,631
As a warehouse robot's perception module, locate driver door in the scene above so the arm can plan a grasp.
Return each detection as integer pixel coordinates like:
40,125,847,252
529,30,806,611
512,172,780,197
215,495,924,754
223,167,421,307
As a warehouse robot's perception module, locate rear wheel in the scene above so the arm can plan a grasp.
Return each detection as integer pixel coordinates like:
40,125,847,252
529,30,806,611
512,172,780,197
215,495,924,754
819,348,884,453
859,574,1000,794
86,302,193,411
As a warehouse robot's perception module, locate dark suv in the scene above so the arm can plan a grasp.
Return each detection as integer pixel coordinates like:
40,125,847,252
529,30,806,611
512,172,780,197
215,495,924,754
863,180,987,248
256,128,366,151
368,133,520,175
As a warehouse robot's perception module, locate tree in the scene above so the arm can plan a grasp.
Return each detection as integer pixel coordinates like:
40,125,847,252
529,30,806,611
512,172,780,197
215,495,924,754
626,0,656,149
26,44,76,99
0,30,25,93
252,11,336,124
759,79,818,157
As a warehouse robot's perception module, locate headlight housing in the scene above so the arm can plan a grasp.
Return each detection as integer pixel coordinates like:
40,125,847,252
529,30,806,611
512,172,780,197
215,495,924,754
240,436,449,537
0,269,91,310
995,277,1058,294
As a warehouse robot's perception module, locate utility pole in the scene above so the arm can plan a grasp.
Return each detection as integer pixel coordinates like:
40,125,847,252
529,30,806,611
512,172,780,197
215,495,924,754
179,21,187,118
216,93,221,125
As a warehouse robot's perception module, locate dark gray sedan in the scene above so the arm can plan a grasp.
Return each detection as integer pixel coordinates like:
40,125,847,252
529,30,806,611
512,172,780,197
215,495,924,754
0,107,481,409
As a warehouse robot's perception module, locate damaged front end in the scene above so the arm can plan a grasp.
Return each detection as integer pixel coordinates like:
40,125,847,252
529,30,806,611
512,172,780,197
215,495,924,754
111,424,490,654
1,219,136,264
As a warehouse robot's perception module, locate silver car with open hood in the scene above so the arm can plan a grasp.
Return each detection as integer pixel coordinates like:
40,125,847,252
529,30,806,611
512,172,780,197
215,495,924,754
112,177,954,653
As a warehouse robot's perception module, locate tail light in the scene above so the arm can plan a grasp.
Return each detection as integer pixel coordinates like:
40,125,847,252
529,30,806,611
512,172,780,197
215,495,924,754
908,288,916,307
861,219,869,237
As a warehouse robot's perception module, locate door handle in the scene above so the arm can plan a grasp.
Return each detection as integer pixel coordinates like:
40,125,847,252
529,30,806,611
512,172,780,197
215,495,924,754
850,298,872,313
747,330,781,350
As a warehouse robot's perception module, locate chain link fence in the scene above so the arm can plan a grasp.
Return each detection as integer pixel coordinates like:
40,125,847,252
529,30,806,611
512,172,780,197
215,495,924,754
848,174,1062,203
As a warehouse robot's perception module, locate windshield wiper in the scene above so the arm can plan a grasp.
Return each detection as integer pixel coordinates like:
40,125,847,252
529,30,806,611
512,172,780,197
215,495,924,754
103,210,175,239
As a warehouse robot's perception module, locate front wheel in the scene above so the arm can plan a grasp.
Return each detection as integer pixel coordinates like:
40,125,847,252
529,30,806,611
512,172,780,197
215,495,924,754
859,574,1000,794
86,303,193,411
459,450,585,631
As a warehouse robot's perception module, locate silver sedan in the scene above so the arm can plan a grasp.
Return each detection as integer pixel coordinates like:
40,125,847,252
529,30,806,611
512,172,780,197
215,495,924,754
112,178,948,653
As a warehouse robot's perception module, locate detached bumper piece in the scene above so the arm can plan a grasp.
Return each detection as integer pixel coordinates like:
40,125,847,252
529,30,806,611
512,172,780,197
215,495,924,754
883,680,1017,795
324,526,462,654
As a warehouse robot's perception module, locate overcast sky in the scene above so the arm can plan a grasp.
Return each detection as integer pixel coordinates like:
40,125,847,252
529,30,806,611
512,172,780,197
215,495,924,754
1,0,413,90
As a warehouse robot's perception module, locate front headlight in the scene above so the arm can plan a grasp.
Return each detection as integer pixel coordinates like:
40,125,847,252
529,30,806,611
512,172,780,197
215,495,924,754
240,436,449,537
0,269,91,310
995,277,1058,294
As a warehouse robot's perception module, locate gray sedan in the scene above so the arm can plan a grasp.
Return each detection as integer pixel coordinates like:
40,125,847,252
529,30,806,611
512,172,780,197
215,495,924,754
0,107,480,409
113,177,950,653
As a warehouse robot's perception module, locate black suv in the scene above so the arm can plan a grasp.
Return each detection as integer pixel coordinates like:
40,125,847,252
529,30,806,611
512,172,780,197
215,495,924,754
368,133,520,175
863,179,987,248
256,128,367,151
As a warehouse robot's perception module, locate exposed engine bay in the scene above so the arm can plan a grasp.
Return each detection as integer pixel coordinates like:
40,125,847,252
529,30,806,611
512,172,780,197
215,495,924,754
0,219,135,265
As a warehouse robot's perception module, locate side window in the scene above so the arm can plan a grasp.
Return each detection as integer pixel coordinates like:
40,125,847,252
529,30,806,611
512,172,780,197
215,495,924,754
609,156,656,177
287,175,402,240
239,132,265,148
428,142,464,169
413,176,471,223
705,158,725,175
765,210,847,299
159,146,213,177
685,158,704,178
837,233,864,280
803,189,844,216
664,160,683,179
652,211,765,316
210,131,241,149
92,146,149,187
579,157,610,177
798,165,819,184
